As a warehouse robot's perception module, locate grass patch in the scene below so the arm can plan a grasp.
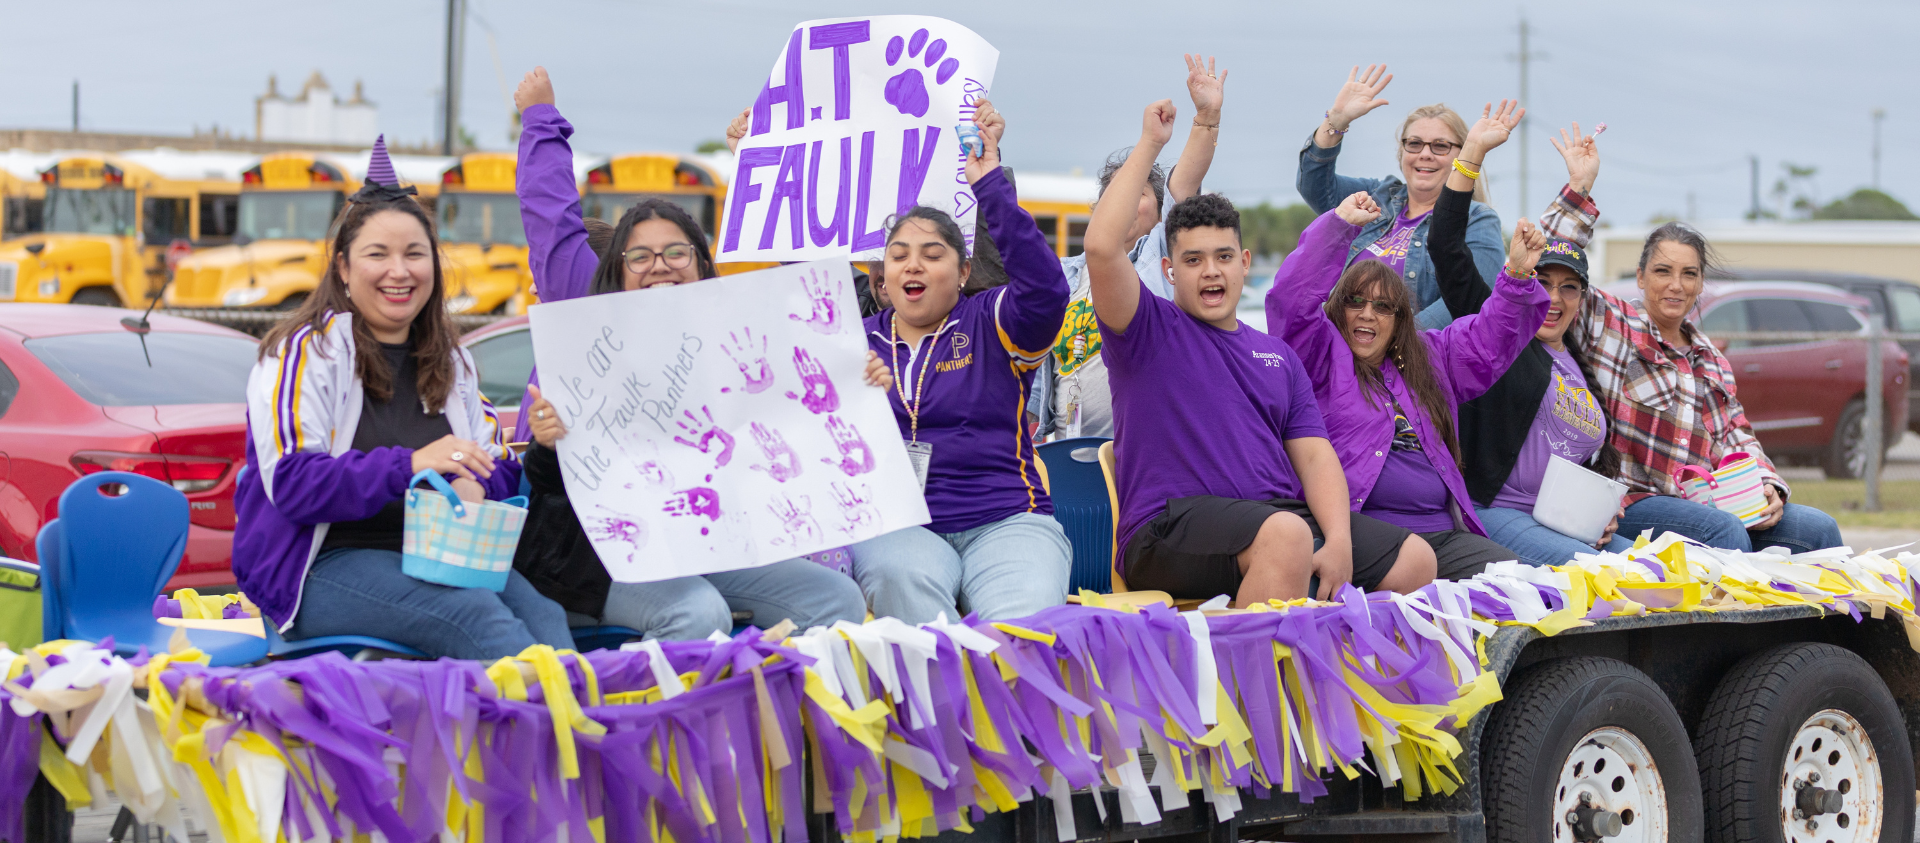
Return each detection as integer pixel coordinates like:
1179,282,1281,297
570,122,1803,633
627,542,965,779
1786,480,1920,528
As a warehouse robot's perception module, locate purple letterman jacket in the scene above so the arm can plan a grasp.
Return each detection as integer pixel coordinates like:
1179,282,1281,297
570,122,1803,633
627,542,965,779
864,168,1069,534
510,103,599,445
1264,210,1547,536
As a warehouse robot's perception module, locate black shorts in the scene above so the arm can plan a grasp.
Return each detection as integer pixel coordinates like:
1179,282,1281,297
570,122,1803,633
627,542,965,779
1417,529,1513,581
1121,496,1414,600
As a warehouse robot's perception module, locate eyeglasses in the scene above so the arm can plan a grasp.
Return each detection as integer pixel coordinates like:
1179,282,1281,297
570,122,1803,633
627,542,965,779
624,244,695,272
1343,295,1401,316
1538,278,1586,298
1401,138,1459,156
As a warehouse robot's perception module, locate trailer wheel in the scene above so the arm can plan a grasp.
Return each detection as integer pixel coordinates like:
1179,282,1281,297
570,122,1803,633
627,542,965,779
1694,642,1914,843
1481,656,1702,842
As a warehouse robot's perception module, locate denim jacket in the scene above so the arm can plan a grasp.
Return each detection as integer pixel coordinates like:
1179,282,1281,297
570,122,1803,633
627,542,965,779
1296,133,1506,329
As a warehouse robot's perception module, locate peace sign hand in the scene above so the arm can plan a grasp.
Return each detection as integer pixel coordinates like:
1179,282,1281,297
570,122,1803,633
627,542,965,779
1326,64,1392,131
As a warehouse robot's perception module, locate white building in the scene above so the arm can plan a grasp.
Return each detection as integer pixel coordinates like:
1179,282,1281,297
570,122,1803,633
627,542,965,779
255,72,378,146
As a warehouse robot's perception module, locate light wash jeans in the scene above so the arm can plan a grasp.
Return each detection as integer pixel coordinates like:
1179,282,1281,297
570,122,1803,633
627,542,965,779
289,547,574,660
850,512,1072,624
1616,494,1844,555
598,558,867,641
1475,505,1620,568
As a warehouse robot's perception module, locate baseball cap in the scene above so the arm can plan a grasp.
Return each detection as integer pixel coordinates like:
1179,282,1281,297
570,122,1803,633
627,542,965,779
1537,238,1589,284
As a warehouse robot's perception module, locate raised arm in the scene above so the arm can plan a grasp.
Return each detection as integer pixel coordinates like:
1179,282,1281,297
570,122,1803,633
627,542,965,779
967,101,1069,360
1429,219,1550,403
1086,101,1177,334
514,68,597,306
1297,64,1394,213
1434,100,1523,318
1264,194,1376,337
1540,122,1603,247
1168,55,1225,203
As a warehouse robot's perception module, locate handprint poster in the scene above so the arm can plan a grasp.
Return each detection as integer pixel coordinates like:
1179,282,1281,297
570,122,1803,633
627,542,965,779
527,259,930,582
716,16,999,264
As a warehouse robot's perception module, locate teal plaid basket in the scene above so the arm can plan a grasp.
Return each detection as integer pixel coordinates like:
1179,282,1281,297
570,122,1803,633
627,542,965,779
401,470,529,592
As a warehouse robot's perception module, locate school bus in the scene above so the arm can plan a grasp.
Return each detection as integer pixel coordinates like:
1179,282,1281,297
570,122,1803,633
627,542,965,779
1012,171,1097,259
0,151,53,241
437,152,531,314
583,152,778,277
0,154,242,306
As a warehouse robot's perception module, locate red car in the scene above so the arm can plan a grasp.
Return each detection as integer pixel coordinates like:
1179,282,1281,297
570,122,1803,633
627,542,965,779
0,304,254,590
461,314,534,438
1604,280,1908,478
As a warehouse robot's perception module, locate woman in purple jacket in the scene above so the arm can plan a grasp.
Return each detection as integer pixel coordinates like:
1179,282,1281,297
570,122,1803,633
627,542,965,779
1266,190,1549,580
850,100,1074,624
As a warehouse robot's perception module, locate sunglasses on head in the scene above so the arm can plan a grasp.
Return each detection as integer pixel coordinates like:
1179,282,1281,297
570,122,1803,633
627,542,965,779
1343,295,1400,316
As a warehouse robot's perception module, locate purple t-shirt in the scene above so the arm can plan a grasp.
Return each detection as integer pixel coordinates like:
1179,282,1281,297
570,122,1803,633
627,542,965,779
1359,397,1455,532
1101,287,1329,547
1356,209,1430,274
1491,346,1607,511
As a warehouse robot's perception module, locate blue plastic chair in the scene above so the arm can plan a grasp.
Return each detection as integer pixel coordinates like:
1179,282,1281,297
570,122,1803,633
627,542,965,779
265,624,427,661
1038,437,1116,594
570,625,643,652
37,472,268,666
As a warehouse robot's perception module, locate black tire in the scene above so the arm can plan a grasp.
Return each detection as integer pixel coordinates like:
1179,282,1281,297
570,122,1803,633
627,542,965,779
1823,400,1870,479
1481,656,1703,842
1695,642,1915,843
69,286,120,307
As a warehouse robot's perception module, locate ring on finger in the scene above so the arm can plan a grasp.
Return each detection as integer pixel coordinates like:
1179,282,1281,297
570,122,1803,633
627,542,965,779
451,451,465,462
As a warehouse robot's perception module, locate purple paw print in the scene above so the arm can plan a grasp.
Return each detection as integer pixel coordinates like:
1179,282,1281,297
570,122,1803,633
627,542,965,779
882,29,961,118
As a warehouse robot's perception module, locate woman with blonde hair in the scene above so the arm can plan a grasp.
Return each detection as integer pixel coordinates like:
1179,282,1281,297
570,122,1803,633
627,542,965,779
1297,65,1505,328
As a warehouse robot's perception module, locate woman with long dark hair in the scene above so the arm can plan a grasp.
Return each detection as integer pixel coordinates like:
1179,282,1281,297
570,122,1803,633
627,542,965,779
234,138,572,659
1266,170,1549,580
848,99,1074,624
509,67,876,640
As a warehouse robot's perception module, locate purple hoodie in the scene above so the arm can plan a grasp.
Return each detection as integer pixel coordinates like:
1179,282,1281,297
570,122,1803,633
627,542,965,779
1264,211,1547,536
510,103,600,445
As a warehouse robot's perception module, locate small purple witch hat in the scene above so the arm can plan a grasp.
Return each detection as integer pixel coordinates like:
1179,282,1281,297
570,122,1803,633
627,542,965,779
351,134,416,202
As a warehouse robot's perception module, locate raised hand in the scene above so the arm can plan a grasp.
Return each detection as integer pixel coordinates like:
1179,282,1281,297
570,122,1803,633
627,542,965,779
766,494,824,548
514,67,555,114
1463,99,1525,154
1334,191,1382,226
720,328,774,394
1326,64,1392,132
671,406,735,467
788,269,841,334
661,487,723,521
963,99,1005,185
830,481,881,535
783,347,840,414
1549,121,1601,196
748,422,803,482
1507,218,1547,274
724,107,751,154
1184,54,1226,121
1141,99,1177,147
819,415,875,476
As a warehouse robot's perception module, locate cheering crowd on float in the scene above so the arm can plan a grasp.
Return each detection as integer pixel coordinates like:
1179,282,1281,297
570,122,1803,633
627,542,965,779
231,55,1844,660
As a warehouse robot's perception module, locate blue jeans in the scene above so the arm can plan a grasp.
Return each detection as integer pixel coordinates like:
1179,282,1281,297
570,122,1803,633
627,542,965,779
599,558,868,641
850,512,1072,624
1474,505,1608,567
1615,495,1844,554
289,547,573,660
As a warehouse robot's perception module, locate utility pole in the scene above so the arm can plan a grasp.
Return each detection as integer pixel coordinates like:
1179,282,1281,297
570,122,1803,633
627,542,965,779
1509,17,1547,215
70,80,78,133
1872,108,1886,190
1749,155,1761,221
441,0,467,155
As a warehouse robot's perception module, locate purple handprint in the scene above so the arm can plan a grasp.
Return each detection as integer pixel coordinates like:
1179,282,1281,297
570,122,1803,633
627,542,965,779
766,493,824,549
719,328,775,394
788,270,840,335
661,487,723,521
830,481,880,536
671,406,735,467
748,422,803,483
782,347,841,415
819,415,875,476
587,505,648,561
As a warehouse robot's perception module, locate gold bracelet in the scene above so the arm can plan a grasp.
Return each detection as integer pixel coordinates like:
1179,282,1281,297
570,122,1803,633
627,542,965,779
1451,159,1481,180
1194,121,1220,130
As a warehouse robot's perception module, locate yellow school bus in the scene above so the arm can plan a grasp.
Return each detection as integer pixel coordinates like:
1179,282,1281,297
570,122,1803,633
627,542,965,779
1012,172,1098,259
437,152,531,314
0,154,242,306
583,152,777,277
167,153,360,309
0,151,53,242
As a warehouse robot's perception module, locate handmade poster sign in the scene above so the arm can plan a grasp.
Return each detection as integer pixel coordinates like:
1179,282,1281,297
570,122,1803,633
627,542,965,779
528,259,930,582
716,16,999,264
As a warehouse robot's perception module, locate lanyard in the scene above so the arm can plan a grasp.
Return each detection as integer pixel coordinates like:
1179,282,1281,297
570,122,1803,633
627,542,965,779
889,313,949,443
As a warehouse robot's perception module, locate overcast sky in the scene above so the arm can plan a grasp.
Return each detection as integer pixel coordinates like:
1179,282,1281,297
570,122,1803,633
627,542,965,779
3,0,1912,227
